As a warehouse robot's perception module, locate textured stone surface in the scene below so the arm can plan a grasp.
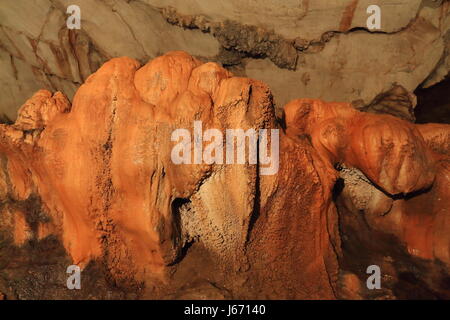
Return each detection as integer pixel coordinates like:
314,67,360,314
1,0,450,300
0,52,338,298
0,51,449,299
285,97,450,298
147,0,422,38
1,0,449,120
246,7,447,108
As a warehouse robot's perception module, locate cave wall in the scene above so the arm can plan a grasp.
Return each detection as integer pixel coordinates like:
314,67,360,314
1,0,449,121
0,0,450,301
0,50,448,299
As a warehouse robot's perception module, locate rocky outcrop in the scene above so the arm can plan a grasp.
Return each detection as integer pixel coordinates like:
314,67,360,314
0,51,337,298
284,98,450,298
0,51,449,299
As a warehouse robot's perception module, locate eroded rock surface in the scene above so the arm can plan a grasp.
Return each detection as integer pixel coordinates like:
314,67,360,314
1,0,449,120
284,98,450,298
0,51,449,299
0,51,338,299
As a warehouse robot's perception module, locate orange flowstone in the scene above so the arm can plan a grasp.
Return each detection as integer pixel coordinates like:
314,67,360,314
0,51,449,298
285,98,450,265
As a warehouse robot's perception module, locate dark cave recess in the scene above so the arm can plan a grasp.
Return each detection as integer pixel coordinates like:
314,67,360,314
414,77,450,124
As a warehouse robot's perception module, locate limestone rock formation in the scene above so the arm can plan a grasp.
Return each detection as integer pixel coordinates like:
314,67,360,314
284,98,450,298
0,51,337,299
0,51,449,299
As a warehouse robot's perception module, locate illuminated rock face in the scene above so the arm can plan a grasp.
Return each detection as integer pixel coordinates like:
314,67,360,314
0,51,449,299
285,99,450,257
284,98,450,298
0,51,275,280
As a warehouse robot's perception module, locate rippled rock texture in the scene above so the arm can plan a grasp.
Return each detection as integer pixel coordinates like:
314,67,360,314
0,51,449,299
